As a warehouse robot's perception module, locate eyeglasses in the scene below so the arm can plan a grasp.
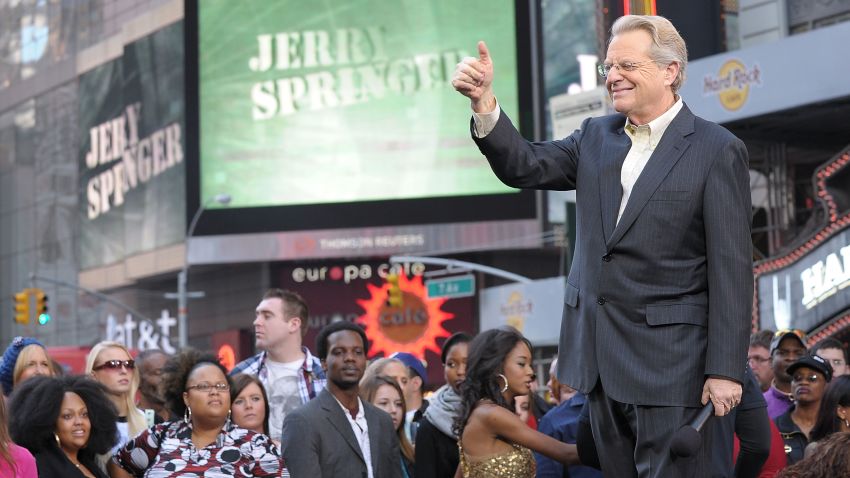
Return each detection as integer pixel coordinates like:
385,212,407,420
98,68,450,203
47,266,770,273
597,60,655,78
93,360,135,371
792,374,820,384
186,382,230,393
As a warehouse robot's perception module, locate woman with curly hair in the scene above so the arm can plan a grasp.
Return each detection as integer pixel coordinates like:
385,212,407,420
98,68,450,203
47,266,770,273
110,349,283,477
453,328,577,478
360,374,415,477
84,341,148,452
8,375,118,478
778,432,850,478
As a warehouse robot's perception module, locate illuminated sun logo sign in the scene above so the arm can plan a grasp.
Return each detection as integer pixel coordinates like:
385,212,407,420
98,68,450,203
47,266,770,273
356,274,453,358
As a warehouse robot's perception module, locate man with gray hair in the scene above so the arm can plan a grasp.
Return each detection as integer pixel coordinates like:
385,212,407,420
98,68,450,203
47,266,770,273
453,14,752,477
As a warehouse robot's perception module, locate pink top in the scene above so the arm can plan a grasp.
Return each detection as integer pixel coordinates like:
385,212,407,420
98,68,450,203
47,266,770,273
0,444,38,478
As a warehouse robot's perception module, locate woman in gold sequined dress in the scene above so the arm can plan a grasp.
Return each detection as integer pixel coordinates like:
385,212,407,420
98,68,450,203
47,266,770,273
453,328,578,478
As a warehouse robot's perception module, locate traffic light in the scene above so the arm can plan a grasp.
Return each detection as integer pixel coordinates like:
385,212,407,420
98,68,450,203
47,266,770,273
13,289,31,325
386,273,403,308
34,288,49,325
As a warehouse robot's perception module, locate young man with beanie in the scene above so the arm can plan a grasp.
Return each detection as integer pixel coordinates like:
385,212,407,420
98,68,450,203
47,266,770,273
389,351,429,443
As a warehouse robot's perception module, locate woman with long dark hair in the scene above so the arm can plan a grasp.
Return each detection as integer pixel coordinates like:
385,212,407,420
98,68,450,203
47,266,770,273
454,328,576,478
8,375,118,478
806,375,850,456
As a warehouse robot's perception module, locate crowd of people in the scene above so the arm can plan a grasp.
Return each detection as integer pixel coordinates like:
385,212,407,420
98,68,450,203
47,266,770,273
1,286,846,477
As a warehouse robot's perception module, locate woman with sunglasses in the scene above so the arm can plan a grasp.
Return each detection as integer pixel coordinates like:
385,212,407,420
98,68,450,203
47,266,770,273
8,375,118,478
110,349,283,477
775,355,833,465
85,342,147,453
805,375,850,457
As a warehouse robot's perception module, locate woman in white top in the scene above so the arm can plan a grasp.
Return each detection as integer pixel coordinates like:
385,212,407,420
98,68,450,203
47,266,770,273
85,342,147,453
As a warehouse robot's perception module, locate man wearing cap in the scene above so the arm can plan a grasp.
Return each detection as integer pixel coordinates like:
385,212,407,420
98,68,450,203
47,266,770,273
775,354,832,464
764,330,807,419
389,352,428,443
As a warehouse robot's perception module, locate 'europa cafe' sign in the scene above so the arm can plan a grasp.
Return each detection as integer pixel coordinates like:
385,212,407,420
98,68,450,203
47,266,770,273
757,228,850,332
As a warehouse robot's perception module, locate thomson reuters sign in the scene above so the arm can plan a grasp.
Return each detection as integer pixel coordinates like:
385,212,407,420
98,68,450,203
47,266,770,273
703,59,762,111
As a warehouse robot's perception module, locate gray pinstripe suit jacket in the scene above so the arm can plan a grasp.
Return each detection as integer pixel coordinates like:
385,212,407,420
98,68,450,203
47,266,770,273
474,104,753,407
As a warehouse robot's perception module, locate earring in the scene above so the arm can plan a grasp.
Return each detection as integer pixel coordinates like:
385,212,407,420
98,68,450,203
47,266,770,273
226,409,232,428
54,432,61,447
497,374,509,393
184,406,192,424
845,418,849,428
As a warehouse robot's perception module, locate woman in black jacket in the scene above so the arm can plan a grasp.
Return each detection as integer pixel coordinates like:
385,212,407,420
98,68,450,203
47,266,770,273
415,332,471,478
8,375,118,478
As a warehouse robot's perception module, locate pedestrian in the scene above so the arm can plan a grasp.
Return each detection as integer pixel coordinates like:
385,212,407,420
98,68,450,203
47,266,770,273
8,376,118,478
775,355,832,465
0,391,37,477
415,332,471,478
231,289,326,442
455,328,577,477
110,349,282,477
360,374,415,477
230,373,275,445
0,336,54,397
805,375,850,456
281,321,402,478
85,341,147,453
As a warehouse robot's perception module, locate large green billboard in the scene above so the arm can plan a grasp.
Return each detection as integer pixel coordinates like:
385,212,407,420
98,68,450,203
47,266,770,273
198,0,520,210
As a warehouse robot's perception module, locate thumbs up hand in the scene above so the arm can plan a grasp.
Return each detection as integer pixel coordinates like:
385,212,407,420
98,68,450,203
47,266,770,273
451,41,496,113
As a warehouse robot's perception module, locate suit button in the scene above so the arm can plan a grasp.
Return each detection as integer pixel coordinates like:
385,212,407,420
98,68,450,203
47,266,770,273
597,296,606,305
602,253,612,262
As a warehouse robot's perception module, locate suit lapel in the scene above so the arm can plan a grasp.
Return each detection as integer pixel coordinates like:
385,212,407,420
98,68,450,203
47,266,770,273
598,126,631,243
319,390,365,463
606,106,695,248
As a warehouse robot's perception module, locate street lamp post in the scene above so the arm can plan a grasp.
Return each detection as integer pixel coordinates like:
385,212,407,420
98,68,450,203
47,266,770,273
178,193,231,348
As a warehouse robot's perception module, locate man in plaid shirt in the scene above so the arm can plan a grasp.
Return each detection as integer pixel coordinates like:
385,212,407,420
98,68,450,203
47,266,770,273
231,289,326,441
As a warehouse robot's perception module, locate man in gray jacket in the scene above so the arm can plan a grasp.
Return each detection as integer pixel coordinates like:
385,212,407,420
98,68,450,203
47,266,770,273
281,321,402,478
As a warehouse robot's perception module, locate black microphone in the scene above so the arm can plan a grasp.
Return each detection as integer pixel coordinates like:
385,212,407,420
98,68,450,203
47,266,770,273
670,402,714,458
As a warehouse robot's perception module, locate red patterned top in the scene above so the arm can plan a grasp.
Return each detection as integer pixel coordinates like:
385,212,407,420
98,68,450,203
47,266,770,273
112,420,283,477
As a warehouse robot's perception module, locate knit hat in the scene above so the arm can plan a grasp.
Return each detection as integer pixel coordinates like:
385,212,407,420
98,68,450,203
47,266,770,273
0,336,44,396
389,352,427,386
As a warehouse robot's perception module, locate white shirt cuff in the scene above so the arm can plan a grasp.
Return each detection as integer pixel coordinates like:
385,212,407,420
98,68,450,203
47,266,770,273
472,101,501,138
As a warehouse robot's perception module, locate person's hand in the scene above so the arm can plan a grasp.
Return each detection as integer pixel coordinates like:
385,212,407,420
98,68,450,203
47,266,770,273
451,41,496,113
701,377,742,417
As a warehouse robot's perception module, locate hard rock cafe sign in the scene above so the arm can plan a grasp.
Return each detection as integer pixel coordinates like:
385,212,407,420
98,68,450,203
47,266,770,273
356,273,452,358
703,59,762,111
